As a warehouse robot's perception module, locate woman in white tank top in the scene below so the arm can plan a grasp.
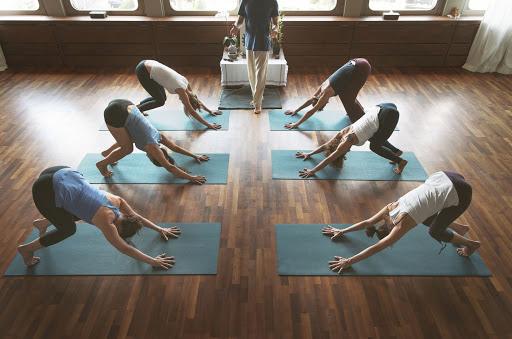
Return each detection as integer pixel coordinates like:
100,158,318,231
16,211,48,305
135,60,223,130
322,171,481,273
296,103,407,178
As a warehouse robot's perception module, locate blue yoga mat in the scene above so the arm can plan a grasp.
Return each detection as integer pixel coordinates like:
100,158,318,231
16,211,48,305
269,109,400,131
5,223,221,276
276,224,491,276
78,153,229,184
219,86,282,110
99,108,229,131
271,150,427,181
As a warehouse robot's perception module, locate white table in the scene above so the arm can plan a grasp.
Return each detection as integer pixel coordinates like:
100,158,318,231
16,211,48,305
220,49,288,87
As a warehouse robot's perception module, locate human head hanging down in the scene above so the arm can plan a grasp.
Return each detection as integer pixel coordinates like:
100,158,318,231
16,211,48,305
96,99,209,185
17,166,181,269
322,171,481,273
135,60,222,130
283,58,372,129
295,103,408,177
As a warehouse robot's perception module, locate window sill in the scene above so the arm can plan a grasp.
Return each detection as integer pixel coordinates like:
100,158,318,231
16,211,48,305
0,15,483,23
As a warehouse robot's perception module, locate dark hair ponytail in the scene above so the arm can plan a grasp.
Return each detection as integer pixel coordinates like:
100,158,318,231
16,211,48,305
118,214,143,239
365,225,390,240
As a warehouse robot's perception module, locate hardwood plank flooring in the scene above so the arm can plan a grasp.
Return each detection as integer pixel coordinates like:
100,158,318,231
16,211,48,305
0,66,511,339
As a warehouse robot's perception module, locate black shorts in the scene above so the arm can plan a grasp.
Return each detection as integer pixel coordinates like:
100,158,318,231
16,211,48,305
104,99,132,128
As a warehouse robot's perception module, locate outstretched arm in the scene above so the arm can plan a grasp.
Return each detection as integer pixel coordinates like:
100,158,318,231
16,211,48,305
160,135,201,160
285,92,330,129
99,222,175,269
118,198,181,240
148,146,206,185
195,96,222,116
329,222,409,273
177,89,220,129
301,135,353,177
285,97,316,116
323,205,391,239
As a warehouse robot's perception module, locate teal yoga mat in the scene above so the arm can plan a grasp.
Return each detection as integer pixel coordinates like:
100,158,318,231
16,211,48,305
276,224,490,276
219,86,282,110
269,109,399,131
78,153,229,184
99,108,230,131
5,223,221,276
271,150,427,181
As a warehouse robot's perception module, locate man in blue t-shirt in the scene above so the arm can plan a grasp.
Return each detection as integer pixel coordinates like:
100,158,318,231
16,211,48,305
231,0,279,114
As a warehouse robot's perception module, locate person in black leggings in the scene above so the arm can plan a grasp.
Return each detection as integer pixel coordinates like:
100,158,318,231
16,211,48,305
135,60,222,130
283,58,372,129
323,171,480,273
17,166,180,269
296,103,407,178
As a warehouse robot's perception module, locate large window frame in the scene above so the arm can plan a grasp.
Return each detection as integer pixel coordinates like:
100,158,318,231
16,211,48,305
0,0,46,15
164,0,344,16
365,0,446,16
64,0,145,15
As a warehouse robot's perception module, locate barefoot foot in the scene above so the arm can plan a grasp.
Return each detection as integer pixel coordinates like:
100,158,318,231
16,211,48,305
456,241,480,257
33,218,49,236
394,159,408,174
18,246,40,267
254,109,261,115
96,162,113,177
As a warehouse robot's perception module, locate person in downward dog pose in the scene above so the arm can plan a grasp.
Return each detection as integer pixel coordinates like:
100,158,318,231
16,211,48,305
135,59,222,129
96,99,209,185
17,166,180,269
322,171,481,273
295,103,407,178
283,58,371,129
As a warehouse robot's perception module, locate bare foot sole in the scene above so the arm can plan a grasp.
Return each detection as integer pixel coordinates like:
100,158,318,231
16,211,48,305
96,162,113,177
393,159,408,174
18,247,40,267
33,218,49,236
457,242,480,257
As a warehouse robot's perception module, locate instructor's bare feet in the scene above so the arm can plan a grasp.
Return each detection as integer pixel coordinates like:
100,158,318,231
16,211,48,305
96,162,113,177
33,218,49,236
18,246,40,267
393,159,408,174
254,109,261,115
456,241,480,257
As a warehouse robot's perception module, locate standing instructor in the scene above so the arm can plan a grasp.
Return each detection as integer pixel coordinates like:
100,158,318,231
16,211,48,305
231,0,279,114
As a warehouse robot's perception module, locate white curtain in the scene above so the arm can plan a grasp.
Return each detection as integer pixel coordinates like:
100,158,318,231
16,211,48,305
0,44,7,71
463,0,512,74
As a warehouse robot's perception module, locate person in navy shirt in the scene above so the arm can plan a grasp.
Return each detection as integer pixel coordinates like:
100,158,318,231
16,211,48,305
231,0,279,114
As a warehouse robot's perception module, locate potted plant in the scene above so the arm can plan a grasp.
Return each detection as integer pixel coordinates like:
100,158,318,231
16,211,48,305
271,12,284,59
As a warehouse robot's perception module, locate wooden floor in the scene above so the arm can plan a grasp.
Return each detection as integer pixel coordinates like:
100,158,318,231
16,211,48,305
0,66,511,339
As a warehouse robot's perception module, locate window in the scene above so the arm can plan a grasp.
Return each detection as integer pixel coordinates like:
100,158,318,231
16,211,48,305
278,0,337,11
0,0,39,11
69,0,138,11
369,0,438,11
169,0,238,11
468,0,489,11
